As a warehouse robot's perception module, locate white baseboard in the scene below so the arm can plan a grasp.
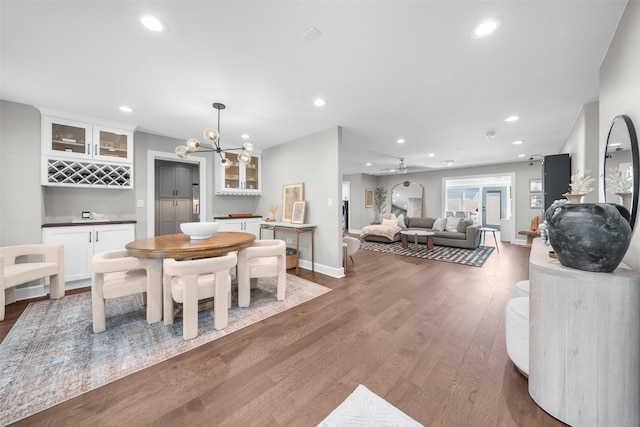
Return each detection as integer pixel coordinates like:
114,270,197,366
298,259,344,278
14,279,90,302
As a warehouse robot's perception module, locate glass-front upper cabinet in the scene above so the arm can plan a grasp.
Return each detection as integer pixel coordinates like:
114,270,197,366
42,115,133,164
93,125,133,163
216,152,261,195
44,117,92,158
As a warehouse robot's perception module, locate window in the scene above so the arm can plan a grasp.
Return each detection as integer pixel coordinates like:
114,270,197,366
446,188,461,211
463,187,479,212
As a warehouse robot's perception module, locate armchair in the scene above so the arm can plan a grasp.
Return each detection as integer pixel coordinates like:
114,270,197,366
1,244,65,321
237,239,286,308
163,252,237,340
91,249,162,333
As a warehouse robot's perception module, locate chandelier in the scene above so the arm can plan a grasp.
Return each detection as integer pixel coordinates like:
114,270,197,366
175,102,253,169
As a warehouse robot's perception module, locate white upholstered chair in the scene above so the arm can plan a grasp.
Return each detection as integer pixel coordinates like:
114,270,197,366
1,244,65,321
342,236,361,272
237,239,286,308
91,249,162,333
162,252,237,340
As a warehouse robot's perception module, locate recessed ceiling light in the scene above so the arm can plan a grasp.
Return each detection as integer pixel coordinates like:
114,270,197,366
442,160,454,165
512,140,524,145
241,134,250,140
141,14,166,32
485,131,496,139
504,115,520,122
472,18,502,38
397,138,405,144
518,154,526,157
366,162,372,166
314,98,326,107
428,153,435,157
119,105,134,113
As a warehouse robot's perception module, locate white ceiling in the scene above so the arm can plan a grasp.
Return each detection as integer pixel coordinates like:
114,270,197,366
0,1,627,176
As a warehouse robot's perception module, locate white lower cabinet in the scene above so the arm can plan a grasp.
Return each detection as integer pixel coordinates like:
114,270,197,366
42,223,135,284
216,217,261,238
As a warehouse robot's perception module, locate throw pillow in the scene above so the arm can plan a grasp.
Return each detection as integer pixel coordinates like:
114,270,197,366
432,217,446,231
396,213,407,229
457,219,473,233
382,219,399,227
378,213,392,224
445,217,461,232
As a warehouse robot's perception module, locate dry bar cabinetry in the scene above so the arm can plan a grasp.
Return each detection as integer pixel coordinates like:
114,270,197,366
40,110,135,188
215,216,262,238
528,239,640,426
215,152,261,195
42,221,135,286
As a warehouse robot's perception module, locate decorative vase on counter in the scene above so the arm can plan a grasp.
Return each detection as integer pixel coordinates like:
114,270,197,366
544,202,631,273
562,193,585,203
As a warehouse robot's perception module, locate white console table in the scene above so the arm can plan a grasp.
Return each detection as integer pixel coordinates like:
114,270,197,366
528,239,640,426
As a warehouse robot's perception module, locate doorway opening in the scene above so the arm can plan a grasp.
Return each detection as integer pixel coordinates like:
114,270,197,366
154,160,200,235
146,150,207,238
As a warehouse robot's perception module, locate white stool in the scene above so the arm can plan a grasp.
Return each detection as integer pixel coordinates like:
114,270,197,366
513,280,530,298
506,297,529,377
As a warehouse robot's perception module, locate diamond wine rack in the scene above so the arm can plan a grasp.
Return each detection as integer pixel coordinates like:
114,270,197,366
43,158,133,188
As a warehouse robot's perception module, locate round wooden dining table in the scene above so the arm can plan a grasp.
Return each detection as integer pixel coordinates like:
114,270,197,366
125,232,256,325
125,232,256,259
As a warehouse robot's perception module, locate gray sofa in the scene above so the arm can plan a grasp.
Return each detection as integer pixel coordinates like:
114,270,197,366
364,216,481,249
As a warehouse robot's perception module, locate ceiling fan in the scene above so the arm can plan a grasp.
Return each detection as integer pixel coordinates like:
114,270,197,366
378,158,410,175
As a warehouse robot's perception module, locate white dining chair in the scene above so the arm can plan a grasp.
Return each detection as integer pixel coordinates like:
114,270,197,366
162,252,237,340
1,244,65,321
91,249,162,333
237,239,286,308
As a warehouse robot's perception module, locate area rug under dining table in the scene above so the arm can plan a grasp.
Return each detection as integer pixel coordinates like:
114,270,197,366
0,274,331,426
361,240,495,267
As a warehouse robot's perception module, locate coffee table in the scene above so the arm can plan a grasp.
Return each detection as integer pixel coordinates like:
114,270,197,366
401,230,435,251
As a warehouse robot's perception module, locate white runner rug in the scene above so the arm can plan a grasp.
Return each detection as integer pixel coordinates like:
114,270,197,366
318,384,423,426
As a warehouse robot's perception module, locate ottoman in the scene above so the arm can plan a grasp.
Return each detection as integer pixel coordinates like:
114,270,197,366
506,297,529,377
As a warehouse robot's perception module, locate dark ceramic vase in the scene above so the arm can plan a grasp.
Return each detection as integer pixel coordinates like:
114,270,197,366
544,203,631,273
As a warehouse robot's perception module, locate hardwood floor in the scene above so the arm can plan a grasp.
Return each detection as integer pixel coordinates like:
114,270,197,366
2,240,567,426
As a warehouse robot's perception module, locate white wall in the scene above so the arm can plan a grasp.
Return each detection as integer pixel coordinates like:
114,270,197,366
561,101,600,203
257,127,343,276
600,1,640,270
0,101,44,245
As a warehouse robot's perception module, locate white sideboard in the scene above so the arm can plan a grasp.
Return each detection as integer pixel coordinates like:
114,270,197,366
528,239,640,426
42,221,135,286
215,216,262,238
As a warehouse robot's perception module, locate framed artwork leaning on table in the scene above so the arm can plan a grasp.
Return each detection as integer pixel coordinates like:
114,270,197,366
291,201,307,224
282,182,304,222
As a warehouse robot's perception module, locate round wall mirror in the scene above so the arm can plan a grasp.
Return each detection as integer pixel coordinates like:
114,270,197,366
604,114,639,229
390,181,424,217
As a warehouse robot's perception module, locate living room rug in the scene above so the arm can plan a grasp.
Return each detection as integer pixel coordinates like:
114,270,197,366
318,384,423,426
360,241,495,267
0,274,331,426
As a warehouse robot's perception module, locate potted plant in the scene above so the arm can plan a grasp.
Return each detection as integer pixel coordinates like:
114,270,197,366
374,187,387,217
